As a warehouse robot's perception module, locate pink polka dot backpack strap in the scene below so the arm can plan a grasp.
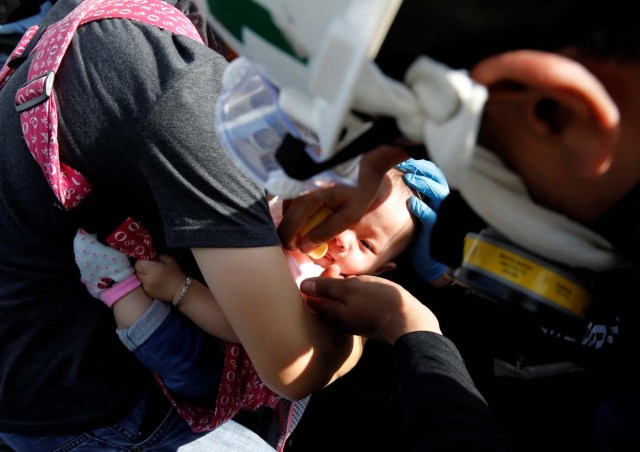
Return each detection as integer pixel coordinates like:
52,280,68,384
13,0,203,211
0,0,203,260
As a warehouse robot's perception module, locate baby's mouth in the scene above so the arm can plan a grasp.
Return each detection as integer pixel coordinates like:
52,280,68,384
324,251,334,262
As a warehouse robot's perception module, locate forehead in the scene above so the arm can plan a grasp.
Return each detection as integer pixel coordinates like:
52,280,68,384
361,176,414,244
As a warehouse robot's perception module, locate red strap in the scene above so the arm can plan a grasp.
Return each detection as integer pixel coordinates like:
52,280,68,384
14,0,203,210
105,217,158,260
155,343,307,451
3,0,204,258
158,343,280,432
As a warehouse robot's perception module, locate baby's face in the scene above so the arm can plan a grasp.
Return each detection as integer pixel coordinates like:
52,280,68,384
311,176,415,276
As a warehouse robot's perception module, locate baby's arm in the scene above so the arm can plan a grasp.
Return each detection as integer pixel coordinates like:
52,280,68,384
135,255,238,342
74,230,224,403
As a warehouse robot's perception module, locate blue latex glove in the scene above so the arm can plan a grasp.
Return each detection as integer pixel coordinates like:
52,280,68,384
396,159,450,282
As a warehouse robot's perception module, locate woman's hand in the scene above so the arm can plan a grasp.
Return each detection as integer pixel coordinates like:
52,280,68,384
301,274,441,345
278,144,409,254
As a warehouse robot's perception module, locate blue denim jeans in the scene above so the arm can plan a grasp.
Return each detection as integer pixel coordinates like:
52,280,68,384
117,300,223,403
0,388,275,452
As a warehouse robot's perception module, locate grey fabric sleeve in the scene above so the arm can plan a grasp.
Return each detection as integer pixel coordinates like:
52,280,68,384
116,299,171,351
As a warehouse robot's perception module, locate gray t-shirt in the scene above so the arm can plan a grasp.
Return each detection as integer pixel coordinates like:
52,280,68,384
0,0,279,434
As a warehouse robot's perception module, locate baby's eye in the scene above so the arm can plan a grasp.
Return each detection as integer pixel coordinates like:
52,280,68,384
360,240,374,252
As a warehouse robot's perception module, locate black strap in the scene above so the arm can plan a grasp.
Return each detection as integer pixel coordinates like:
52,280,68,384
430,190,487,268
276,116,414,181
587,182,640,262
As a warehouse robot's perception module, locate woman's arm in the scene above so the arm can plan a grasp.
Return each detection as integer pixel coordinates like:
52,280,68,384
135,250,364,399
193,246,363,400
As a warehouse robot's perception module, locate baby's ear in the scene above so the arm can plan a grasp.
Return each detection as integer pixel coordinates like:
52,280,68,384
372,261,397,276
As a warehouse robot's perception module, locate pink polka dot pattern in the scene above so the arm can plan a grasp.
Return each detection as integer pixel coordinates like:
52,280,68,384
73,228,136,300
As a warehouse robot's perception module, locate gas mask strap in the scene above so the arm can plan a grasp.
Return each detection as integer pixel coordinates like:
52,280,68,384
276,116,412,181
587,182,640,261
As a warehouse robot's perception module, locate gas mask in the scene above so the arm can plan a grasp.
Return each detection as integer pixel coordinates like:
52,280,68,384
203,0,630,328
214,56,359,198
206,0,407,198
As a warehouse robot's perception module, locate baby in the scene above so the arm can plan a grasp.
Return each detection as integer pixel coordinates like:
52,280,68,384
73,166,419,447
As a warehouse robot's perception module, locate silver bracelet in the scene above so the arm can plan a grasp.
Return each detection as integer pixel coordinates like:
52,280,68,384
173,276,193,309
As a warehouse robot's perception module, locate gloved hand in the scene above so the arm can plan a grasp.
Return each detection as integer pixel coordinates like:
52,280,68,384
74,229,142,307
396,159,450,282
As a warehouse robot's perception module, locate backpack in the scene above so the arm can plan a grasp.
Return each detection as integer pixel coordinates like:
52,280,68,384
0,0,206,257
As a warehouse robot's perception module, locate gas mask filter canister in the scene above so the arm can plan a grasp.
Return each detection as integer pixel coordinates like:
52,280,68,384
454,228,594,333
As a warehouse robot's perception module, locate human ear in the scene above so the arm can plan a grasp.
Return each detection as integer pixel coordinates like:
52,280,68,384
471,50,619,178
372,261,397,276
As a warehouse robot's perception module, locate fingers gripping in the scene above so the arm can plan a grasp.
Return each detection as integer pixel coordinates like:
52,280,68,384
396,160,449,283
407,196,437,229
398,158,449,211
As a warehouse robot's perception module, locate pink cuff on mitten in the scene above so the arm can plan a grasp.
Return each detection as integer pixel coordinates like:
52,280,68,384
101,274,142,307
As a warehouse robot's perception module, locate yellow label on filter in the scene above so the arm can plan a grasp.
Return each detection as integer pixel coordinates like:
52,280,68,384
462,234,591,317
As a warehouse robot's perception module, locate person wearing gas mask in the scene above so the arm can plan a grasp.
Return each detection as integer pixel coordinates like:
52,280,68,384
203,0,637,451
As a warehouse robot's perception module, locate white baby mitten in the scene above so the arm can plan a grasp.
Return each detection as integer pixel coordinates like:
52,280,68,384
73,228,142,307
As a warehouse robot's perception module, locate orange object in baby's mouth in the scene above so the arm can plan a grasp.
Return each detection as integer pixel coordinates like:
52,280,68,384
300,207,332,259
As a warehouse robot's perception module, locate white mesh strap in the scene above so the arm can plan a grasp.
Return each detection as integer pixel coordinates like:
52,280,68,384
275,396,311,452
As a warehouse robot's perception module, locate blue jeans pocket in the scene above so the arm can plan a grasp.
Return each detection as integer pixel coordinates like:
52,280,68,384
0,387,186,451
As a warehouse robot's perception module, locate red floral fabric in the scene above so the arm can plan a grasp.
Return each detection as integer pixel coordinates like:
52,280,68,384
157,343,281,432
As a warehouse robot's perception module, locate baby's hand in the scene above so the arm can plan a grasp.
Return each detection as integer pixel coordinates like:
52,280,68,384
135,254,185,303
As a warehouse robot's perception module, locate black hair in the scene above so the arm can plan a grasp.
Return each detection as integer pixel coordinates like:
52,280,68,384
572,23,640,62
376,0,630,76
